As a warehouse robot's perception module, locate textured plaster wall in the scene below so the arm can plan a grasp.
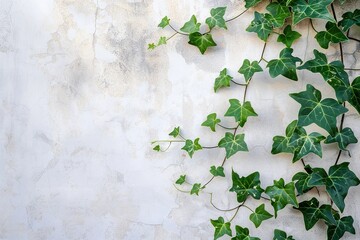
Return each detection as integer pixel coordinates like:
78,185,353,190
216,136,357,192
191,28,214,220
0,0,359,239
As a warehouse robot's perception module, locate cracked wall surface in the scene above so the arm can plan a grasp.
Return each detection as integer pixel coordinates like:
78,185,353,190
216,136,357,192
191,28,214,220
0,0,359,239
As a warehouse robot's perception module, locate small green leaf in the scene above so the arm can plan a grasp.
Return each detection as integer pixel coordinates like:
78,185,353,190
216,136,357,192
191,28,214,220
202,113,221,132
158,16,170,28
169,127,180,138
339,9,360,31
271,120,298,155
230,171,264,203
273,229,295,240
277,25,302,48
180,15,201,33
206,7,227,30
153,145,160,152
190,183,203,195
346,76,360,114
265,178,298,217
267,48,302,81
225,99,258,127
238,59,263,83
292,165,314,195
327,216,355,240
157,36,167,46
211,217,232,240
250,204,273,228
182,138,202,158
265,2,291,28
214,68,233,92
218,132,249,159
148,43,156,50
246,12,273,41
291,0,335,25
210,166,225,177
188,32,217,54
290,131,326,162
244,0,262,8
175,175,186,185
324,127,358,150
232,225,260,240
315,22,348,49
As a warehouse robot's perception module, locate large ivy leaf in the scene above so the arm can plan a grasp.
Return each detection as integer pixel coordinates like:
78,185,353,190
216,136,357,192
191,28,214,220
244,0,262,8
267,48,302,81
327,216,355,240
182,138,202,158
230,171,264,203
246,12,273,41
291,0,335,25
277,25,302,48
324,127,358,150
225,99,258,127
308,162,360,212
273,229,295,240
265,2,291,28
250,204,273,228
290,84,348,135
339,9,360,31
206,7,227,30
202,113,221,132
218,132,249,158
188,32,217,54
345,76,360,114
265,178,298,217
158,16,170,28
238,59,263,83
211,217,232,240
214,68,233,92
180,15,200,33
294,198,336,230
210,166,225,177
292,165,314,195
231,226,260,240
315,22,348,49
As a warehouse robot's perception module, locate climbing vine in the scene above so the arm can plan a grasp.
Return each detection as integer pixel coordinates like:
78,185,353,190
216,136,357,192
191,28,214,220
149,0,360,239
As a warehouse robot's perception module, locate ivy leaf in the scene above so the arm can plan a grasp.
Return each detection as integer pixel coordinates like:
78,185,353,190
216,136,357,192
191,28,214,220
206,7,227,30
250,204,273,228
291,0,335,25
180,15,200,33
169,126,180,138
202,113,221,132
190,183,203,195
265,178,298,217
339,9,360,32
182,138,202,158
244,0,262,8
290,84,348,135
158,16,170,28
188,32,217,54
277,25,302,48
246,12,273,41
315,22,348,49
211,217,232,240
346,76,360,114
273,229,295,240
230,171,264,203
324,127,358,150
225,99,258,127
148,43,156,50
157,36,167,46
308,162,360,212
290,131,326,162
327,216,355,240
238,59,263,83
231,226,260,240
292,165,314,194
210,166,225,177
294,198,337,230
219,133,248,159
214,68,233,92
175,175,186,185
271,120,298,155
265,2,291,28
267,48,302,81
153,145,160,152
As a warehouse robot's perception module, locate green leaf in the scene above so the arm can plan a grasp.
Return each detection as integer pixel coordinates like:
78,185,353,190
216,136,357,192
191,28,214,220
339,9,360,31
148,43,156,50
346,76,360,113
265,178,298,217
180,15,200,33
250,204,273,228
315,22,348,49
211,217,232,240
202,113,221,132
157,36,167,46
291,0,335,25
230,171,264,203
182,138,202,158
225,99,258,127
190,183,203,195
325,127,358,150
308,162,360,212
169,126,180,138
244,0,262,8
188,32,217,54
294,198,336,230
210,166,225,177
231,225,260,240
153,145,160,152
292,165,314,194
271,120,298,155
277,25,302,48
246,12,273,41
158,16,170,28
290,84,348,135
206,7,227,30
267,48,302,81
214,68,233,92
273,229,295,240
265,2,291,28
238,59,263,83
290,131,326,162
175,175,186,185
219,133,249,159
327,216,355,240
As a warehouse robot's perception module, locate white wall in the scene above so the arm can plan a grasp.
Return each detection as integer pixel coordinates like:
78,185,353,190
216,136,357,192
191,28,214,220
0,0,359,239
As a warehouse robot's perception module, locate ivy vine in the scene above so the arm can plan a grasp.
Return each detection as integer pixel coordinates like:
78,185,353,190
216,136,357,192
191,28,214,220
149,0,360,239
